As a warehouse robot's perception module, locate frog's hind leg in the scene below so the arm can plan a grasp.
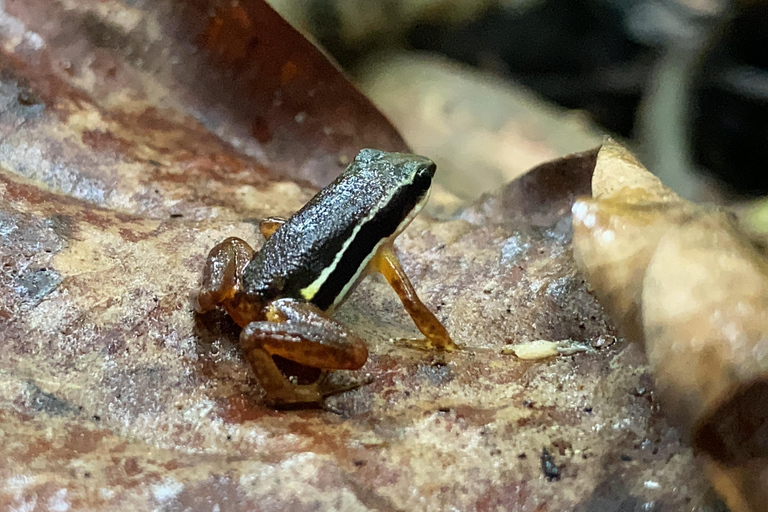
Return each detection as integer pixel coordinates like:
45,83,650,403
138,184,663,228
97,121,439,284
196,237,254,315
259,216,287,239
240,298,370,407
370,245,457,351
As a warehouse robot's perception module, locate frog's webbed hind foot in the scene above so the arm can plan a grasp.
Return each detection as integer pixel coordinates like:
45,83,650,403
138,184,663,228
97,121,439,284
240,298,370,407
317,371,374,398
196,237,254,315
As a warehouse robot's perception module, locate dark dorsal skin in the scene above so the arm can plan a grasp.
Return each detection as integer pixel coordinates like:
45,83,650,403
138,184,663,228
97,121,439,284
241,149,436,311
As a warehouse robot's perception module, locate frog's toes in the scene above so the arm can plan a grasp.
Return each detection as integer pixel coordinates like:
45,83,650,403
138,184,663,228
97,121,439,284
318,372,373,398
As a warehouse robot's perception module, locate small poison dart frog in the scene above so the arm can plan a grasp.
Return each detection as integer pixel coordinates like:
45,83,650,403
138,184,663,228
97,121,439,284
197,149,456,407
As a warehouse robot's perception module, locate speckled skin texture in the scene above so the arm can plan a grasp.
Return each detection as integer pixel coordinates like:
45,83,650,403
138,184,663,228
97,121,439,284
242,149,434,310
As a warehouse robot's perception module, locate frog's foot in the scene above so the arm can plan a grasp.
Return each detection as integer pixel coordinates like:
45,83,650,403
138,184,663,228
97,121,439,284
317,371,374,396
390,338,463,352
240,298,369,408
319,374,374,415
370,246,457,352
196,237,254,315
258,216,287,240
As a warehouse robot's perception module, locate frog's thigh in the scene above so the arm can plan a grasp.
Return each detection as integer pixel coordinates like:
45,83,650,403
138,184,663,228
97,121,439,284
259,216,287,239
197,237,254,313
370,246,456,351
241,299,368,371
240,300,369,405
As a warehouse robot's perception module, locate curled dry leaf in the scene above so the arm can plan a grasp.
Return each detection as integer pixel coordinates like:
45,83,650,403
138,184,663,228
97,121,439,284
571,140,691,343
572,139,768,512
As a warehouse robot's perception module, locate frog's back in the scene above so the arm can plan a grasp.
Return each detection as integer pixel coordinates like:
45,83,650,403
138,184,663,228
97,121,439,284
240,149,434,311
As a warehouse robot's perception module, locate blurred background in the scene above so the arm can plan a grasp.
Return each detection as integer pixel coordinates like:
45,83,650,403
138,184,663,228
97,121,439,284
267,0,766,204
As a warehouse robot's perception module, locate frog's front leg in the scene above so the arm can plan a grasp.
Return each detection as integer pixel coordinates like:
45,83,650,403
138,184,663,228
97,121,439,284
241,298,369,407
196,237,254,319
259,216,287,239
370,246,457,351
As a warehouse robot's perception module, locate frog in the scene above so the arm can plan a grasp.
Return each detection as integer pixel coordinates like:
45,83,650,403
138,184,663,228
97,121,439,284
196,148,456,408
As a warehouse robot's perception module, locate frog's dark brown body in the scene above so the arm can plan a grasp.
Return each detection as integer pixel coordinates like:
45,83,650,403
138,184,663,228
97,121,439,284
242,150,434,311
197,149,455,408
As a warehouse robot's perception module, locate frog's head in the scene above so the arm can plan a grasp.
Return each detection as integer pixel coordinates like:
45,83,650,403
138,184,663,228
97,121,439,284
352,149,437,239
354,148,436,200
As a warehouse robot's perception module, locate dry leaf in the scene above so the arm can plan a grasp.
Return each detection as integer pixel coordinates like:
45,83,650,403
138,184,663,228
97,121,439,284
1,0,407,222
573,139,768,512
0,2,722,510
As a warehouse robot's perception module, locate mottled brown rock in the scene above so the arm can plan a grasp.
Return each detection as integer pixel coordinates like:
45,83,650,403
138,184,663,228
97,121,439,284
1,151,718,510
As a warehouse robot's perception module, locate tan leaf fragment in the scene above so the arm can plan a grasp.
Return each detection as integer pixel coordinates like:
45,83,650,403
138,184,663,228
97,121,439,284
572,140,768,512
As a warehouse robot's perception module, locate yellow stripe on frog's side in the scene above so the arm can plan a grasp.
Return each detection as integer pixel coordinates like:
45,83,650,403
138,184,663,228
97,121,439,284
327,188,431,312
299,181,430,308
299,183,402,302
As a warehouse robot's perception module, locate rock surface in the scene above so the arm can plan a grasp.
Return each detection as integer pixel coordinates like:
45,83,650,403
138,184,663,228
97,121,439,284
0,1,720,510
1,150,721,511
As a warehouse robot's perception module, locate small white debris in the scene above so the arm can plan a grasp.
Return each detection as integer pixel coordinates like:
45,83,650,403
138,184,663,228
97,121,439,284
556,340,593,356
644,480,661,490
502,340,559,359
502,340,593,360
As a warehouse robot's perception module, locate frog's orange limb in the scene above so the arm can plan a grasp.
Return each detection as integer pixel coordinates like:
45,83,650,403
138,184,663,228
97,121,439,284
240,298,369,406
243,299,368,370
244,349,324,406
259,216,287,239
196,237,254,314
370,246,456,351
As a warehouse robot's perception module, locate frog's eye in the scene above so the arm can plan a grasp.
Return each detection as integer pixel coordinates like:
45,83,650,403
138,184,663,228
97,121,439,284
419,162,437,179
